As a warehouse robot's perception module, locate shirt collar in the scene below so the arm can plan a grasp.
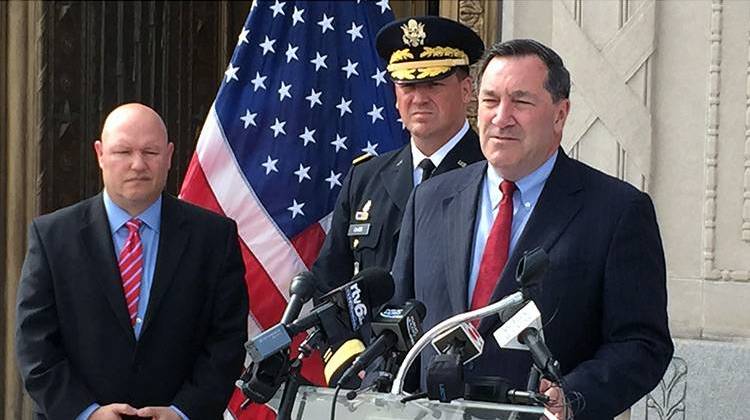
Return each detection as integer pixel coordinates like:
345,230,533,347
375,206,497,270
103,189,162,234
486,150,559,209
410,120,470,169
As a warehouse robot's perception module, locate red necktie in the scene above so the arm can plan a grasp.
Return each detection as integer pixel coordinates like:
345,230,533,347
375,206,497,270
119,219,143,327
471,180,516,311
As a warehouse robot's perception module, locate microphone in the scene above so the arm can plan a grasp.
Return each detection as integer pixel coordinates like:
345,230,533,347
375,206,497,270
318,267,395,333
238,352,290,404
493,300,562,383
280,272,316,325
518,327,562,383
323,338,366,387
514,247,549,291
336,300,426,387
431,322,484,364
246,268,394,363
426,322,485,402
463,376,549,406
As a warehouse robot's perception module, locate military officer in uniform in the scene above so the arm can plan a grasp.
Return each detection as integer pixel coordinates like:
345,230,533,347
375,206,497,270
312,16,487,293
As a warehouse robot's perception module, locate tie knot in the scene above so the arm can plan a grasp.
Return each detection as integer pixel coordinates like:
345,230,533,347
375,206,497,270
418,158,436,183
500,180,516,196
418,158,435,172
125,218,142,233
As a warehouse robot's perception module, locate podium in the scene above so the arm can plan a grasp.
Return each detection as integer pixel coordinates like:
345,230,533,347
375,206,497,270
265,385,551,420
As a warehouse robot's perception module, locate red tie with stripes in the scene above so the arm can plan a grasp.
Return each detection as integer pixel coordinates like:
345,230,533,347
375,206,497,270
119,219,143,327
471,180,516,311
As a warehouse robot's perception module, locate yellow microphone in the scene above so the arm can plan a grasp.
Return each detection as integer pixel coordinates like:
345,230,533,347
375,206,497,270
323,339,366,387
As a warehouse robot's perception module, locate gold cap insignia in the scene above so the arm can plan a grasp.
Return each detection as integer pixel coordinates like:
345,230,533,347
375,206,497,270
401,19,426,47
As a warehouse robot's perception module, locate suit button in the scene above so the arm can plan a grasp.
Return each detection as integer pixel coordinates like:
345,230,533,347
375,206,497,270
466,362,474,371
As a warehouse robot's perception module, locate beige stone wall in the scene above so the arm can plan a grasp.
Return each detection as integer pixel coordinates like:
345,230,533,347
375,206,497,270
502,0,750,343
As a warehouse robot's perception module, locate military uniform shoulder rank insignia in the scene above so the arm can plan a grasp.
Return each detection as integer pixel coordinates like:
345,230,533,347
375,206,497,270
352,153,374,166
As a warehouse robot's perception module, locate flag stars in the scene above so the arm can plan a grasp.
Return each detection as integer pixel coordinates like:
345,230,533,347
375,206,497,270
318,13,334,33
336,97,352,116
325,171,343,189
270,118,287,137
362,141,379,156
285,43,299,63
346,22,364,42
305,88,323,109
240,109,257,128
270,0,286,17
237,27,250,46
259,36,276,55
367,104,385,123
278,81,292,102
298,127,317,146
287,200,305,219
294,164,312,183
224,63,239,83
310,52,328,71
341,59,359,79
371,68,387,87
376,0,391,14
291,6,305,26
331,134,348,152
261,156,279,175
250,72,267,91
397,117,406,130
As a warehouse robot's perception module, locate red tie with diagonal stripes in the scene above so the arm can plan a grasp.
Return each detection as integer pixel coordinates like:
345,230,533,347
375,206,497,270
119,219,143,327
471,180,516,311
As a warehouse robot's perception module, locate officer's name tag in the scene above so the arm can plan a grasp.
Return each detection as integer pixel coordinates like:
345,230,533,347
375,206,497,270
347,223,371,236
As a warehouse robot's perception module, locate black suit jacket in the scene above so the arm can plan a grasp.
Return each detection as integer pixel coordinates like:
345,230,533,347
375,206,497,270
312,128,484,293
15,193,249,419
391,151,673,419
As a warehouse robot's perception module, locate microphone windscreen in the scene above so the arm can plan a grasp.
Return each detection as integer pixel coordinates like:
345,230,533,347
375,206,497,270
411,300,427,320
323,338,366,386
289,271,317,300
351,267,395,307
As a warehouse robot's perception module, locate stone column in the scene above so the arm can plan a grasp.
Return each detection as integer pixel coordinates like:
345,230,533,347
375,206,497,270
2,1,42,419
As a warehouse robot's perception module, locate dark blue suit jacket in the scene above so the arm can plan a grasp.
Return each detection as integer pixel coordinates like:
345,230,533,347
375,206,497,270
391,150,673,419
16,194,248,419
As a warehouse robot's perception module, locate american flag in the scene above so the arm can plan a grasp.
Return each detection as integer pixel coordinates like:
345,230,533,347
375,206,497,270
179,0,406,418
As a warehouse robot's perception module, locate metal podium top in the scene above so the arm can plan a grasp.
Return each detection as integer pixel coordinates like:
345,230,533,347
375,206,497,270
265,385,550,420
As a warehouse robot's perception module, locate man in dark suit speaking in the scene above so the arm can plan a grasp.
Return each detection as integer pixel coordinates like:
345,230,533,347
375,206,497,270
391,39,673,419
15,103,248,419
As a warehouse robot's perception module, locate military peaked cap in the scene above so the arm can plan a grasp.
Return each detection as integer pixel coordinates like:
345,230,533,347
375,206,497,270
376,16,484,83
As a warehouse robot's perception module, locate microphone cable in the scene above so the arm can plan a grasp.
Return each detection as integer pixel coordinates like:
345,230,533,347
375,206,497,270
330,384,343,420
400,392,428,403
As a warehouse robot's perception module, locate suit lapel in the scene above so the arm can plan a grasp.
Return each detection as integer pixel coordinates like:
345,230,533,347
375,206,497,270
479,151,583,333
442,162,487,314
380,146,413,213
79,194,135,337
141,194,189,335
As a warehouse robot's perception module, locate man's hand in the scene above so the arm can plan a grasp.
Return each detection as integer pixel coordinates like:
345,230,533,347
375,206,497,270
90,403,138,419
540,378,568,419
135,406,182,420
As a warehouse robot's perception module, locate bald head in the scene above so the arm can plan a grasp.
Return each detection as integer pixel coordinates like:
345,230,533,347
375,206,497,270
95,103,174,216
101,103,168,143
